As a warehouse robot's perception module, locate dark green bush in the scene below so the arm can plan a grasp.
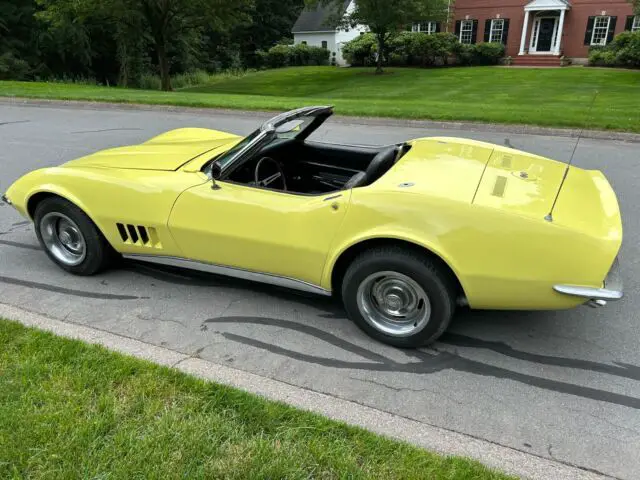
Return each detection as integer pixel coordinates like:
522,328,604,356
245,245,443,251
389,32,460,66
469,42,505,65
257,43,330,68
588,31,640,68
341,33,377,66
0,52,31,80
342,33,504,68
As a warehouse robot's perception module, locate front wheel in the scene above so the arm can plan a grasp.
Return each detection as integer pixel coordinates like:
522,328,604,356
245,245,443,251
34,197,115,275
341,247,456,348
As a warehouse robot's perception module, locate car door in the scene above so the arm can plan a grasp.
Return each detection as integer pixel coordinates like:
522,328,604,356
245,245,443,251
167,180,350,288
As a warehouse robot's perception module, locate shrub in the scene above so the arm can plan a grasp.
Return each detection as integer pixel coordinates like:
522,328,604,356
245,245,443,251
256,44,329,69
589,31,640,68
342,33,377,66
389,32,460,66
470,42,505,65
0,52,31,80
342,33,504,68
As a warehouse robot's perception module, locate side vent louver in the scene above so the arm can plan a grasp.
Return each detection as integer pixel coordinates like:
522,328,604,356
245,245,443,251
116,223,162,249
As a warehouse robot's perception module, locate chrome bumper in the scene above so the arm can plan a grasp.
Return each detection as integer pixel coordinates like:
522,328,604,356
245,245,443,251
554,258,623,307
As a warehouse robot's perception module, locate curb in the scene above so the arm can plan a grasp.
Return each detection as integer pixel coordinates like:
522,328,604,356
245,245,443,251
0,302,613,480
2,97,639,143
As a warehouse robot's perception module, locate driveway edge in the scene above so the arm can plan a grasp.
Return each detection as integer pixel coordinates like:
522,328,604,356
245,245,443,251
0,302,613,480
2,97,639,143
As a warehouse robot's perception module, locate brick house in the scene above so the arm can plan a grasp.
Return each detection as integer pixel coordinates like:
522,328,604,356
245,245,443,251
450,0,639,65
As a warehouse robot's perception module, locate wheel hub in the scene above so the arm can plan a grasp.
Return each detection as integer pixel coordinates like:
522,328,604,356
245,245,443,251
39,213,87,266
357,271,432,338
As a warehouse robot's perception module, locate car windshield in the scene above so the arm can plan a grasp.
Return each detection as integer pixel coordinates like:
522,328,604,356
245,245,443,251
213,129,262,168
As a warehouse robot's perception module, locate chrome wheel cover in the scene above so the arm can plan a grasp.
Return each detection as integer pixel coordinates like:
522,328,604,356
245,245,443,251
356,271,431,337
39,212,86,266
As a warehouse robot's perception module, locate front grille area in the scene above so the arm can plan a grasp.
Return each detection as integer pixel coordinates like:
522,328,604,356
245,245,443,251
116,223,161,248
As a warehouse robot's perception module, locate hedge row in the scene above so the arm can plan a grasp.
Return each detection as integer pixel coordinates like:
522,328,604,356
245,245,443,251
589,31,640,68
342,32,504,68
256,43,330,68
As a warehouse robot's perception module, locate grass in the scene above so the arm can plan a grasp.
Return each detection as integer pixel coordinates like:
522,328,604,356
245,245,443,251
0,319,512,480
2,66,639,131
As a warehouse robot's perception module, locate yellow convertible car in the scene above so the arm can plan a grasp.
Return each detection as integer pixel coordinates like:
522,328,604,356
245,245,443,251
3,106,623,347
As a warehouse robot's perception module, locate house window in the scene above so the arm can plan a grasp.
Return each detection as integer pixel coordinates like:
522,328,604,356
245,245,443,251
412,21,437,34
460,20,474,44
321,40,328,49
489,19,504,43
591,16,611,45
633,16,640,32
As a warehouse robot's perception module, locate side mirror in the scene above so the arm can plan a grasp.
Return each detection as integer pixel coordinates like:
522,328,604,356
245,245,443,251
210,161,222,190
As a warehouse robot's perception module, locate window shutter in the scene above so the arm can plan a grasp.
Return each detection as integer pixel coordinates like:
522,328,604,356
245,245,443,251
455,20,461,38
625,15,635,31
472,19,479,44
584,17,595,45
484,19,491,42
435,22,441,33
606,16,617,44
502,19,510,45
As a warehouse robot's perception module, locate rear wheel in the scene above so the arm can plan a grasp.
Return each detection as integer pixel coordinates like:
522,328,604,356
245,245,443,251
341,247,456,348
34,197,115,275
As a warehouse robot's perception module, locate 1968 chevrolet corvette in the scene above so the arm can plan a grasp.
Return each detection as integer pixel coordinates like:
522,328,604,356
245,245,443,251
3,106,623,347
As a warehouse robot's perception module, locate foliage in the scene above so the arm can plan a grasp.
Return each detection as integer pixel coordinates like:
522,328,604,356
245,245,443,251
257,43,330,68
341,33,378,66
342,33,504,68
0,0,305,89
589,31,640,68
307,0,448,73
457,42,505,66
389,32,459,66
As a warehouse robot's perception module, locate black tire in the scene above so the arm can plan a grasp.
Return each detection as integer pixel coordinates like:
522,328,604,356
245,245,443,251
341,246,456,348
34,196,115,275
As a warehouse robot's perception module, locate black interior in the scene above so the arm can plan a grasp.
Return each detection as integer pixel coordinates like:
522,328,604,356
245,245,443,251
225,138,407,195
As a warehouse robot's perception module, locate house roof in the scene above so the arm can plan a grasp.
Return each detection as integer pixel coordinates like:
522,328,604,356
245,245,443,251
292,0,352,33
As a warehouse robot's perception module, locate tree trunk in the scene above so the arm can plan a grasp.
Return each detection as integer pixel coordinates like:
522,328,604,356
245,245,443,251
376,34,385,74
156,41,172,91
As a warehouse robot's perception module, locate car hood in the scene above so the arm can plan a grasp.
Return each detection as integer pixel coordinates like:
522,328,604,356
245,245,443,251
62,127,240,171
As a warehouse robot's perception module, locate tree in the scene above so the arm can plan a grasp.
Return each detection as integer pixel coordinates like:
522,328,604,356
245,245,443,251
631,0,639,14
307,0,448,73
137,0,252,91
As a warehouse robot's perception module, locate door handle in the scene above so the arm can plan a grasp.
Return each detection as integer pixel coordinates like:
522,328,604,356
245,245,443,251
323,194,342,202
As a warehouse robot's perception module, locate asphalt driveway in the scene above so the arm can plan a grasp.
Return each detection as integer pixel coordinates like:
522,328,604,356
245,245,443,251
1,102,639,479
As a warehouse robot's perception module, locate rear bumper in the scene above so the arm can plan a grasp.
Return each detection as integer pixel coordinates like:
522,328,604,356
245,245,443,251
554,258,623,307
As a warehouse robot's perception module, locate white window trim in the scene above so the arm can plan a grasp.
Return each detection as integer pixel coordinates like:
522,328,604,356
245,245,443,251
632,15,640,32
590,15,611,46
412,21,437,34
459,20,474,44
489,19,504,43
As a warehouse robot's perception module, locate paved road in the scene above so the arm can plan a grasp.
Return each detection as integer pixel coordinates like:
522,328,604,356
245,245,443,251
2,103,639,479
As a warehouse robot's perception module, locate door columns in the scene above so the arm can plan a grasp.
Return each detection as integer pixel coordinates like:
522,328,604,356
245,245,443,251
519,11,530,54
554,9,566,54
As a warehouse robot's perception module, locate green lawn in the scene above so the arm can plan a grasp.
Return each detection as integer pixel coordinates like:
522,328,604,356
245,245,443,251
0,319,512,480
2,66,639,131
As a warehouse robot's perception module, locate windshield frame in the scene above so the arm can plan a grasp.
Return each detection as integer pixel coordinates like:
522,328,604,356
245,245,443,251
203,106,333,178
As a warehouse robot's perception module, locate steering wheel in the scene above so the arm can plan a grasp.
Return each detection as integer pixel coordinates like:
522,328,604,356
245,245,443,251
255,157,287,191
